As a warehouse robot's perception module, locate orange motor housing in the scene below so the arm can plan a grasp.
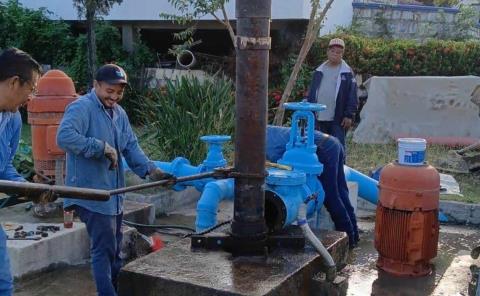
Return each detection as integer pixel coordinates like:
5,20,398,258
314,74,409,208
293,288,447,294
27,70,77,181
374,162,440,277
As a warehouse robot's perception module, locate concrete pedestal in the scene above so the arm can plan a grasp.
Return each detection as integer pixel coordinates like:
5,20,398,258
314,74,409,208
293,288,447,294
1,200,154,278
119,230,349,296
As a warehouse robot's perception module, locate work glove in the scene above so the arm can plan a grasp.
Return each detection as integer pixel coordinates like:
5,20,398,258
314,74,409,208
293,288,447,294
104,142,118,170
27,189,59,204
148,168,176,186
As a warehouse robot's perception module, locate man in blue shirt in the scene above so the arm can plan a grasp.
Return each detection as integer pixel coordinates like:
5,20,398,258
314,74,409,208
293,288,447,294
0,48,43,296
57,64,171,296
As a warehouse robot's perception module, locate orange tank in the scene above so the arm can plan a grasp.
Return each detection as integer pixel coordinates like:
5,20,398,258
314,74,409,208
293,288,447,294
27,70,77,182
374,162,440,277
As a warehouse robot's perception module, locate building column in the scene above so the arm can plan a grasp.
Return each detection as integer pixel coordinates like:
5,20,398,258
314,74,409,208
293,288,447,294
122,24,137,53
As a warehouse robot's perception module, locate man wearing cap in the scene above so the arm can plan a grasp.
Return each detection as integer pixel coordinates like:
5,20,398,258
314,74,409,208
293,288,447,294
307,38,358,150
57,64,172,296
0,48,60,296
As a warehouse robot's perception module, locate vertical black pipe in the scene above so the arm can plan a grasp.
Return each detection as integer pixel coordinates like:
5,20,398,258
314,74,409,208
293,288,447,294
231,0,271,252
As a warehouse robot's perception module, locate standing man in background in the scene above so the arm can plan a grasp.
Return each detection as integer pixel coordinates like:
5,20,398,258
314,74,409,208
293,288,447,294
307,38,358,151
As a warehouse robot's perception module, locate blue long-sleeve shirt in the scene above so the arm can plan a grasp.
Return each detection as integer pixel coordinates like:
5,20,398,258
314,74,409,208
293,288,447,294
0,111,24,296
0,112,26,182
57,90,156,215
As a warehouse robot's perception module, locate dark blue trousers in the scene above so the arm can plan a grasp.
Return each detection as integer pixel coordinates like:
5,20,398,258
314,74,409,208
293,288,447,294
316,120,346,152
0,226,12,296
314,133,359,246
266,125,359,247
74,206,123,296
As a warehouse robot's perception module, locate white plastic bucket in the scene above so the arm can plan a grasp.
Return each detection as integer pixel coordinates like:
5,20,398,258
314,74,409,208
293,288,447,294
397,138,427,166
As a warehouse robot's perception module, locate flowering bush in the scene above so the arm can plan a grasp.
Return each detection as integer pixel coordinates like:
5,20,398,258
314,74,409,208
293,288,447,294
308,34,480,77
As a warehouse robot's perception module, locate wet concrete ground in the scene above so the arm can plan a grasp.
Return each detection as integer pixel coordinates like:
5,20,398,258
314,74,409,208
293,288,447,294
13,212,480,296
345,220,480,296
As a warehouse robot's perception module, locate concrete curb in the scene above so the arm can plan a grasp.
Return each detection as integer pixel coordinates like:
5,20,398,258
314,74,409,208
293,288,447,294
439,200,480,225
125,172,201,216
125,188,200,216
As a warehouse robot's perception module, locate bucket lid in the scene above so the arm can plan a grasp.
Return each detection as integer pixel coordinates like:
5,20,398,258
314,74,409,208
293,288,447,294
397,138,427,144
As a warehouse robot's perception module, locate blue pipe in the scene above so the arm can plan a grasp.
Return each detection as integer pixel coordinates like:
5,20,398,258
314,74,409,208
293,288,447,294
195,179,235,232
152,158,210,191
344,165,379,205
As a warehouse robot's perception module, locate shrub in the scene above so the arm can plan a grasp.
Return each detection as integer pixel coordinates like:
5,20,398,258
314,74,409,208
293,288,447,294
13,139,34,179
0,0,77,66
66,22,124,92
133,75,235,164
309,34,480,77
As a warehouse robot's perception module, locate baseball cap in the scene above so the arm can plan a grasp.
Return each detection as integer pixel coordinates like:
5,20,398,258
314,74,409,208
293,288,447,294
95,64,128,85
328,38,345,49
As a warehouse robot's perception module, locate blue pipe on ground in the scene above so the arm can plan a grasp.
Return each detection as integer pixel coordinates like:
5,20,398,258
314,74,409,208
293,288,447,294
344,165,379,205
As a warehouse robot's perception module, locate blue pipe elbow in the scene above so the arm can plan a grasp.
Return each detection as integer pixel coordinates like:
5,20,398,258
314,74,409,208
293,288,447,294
344,165,379,205
195,179,235,232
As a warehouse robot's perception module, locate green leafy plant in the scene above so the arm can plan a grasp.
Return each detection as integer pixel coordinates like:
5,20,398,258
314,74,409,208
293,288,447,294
73,0,123,85
13,139,34,179
67,21,155,94
135,75,235,164
0,0,77,67
161,0,235,56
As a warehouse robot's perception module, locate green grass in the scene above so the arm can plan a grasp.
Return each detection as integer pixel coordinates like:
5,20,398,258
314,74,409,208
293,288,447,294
346,134,480,204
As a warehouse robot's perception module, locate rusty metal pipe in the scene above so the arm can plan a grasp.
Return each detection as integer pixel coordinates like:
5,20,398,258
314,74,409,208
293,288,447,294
109,172,216,195
231,0,271,244
0,180,110,201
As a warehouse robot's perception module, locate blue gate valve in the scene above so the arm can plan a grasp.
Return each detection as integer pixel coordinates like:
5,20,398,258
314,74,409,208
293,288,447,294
278,101,326,175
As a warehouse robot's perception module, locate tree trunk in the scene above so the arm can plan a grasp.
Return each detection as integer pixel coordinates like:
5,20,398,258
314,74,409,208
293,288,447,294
86,2,97,88
272,0,334,126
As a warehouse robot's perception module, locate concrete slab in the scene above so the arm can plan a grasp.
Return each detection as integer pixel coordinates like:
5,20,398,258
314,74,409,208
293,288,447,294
432,250,476,296
1,199,155,278
5,222,89,278
347,182,358,214
124,198,155,224
14,264,95,296
119,230,349,296
354,76,480,144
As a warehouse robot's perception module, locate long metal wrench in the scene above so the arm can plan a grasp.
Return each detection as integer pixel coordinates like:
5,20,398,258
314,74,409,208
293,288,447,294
109,171,216,195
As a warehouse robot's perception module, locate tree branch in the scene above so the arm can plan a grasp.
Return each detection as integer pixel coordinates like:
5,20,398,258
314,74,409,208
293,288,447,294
210,12,226,26
272,0,335,126
221,4,236,48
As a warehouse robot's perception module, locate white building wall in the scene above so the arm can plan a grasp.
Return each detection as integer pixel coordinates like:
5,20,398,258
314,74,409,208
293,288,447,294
320,0,354,35
18,0,313,20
